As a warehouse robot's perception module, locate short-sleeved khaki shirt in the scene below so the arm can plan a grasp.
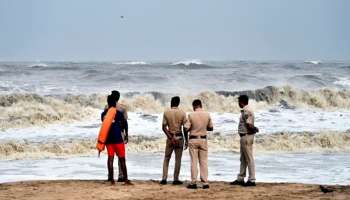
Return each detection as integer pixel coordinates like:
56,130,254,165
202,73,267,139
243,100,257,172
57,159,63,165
162,107,187,135
238,105,255,135
185,108,213,136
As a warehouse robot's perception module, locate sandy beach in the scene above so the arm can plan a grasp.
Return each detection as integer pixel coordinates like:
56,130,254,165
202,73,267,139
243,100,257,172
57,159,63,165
0,180,349,200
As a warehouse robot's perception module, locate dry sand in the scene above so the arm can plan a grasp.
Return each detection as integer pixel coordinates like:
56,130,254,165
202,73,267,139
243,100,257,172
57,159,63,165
0,180,349,200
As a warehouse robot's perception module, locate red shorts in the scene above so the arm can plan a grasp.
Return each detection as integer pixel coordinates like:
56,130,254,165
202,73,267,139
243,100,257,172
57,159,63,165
106,143,125,158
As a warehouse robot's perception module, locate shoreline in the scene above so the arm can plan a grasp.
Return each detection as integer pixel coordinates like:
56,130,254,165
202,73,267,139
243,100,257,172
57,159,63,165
0,180,349,200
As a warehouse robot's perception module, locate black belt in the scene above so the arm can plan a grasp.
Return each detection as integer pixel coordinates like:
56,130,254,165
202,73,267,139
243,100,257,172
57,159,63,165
189,135,207,139
239,134,246,137
173,133,183,137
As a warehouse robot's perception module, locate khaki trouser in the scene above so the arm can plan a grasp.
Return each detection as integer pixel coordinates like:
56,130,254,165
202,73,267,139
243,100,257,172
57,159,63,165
189,139,208,185
162,138,184,181
237,134,256,182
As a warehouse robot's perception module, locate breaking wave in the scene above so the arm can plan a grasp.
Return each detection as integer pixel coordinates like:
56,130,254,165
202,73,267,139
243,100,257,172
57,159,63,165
112,61,148,65
334,77,350,87
0,94,101,130
1,86,350,130
1,131,349,160
172,59,203,66
304,60,322,65
28,63,49,68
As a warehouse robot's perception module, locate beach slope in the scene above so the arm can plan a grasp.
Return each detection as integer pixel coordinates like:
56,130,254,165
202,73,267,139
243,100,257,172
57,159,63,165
0,180,349,200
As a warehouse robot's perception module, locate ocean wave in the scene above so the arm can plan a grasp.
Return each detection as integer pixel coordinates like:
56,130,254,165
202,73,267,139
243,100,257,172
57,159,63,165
340,65,350,70
112,61,148,65
1,86,350,130
171,59,203,66
304,60,322,65
0,94,100,130
287,75,327,88
28,63,49,68
217,86,350,109
1,131,349,160
334,77,350,87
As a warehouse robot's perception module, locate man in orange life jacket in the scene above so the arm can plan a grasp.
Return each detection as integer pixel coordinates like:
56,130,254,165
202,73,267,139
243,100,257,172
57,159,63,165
101,95,131,185
111,90,129,182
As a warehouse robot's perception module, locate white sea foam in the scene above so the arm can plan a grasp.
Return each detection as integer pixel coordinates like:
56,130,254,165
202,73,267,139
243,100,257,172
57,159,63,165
334,77,350,87
1,152,349,185
28,63,49,68
304,60,321,65
2,86,350,130
1,108,350,160
171,59,203,66
1,131,350,160
112,61,148,65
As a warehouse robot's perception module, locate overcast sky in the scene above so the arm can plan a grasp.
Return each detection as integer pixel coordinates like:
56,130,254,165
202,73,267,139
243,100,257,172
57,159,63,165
0,0,349,61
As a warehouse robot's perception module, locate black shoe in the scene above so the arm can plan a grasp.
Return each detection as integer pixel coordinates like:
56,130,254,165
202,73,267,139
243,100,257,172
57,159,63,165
172,180,183,185
160,180,167,185
243,181,256,187
202,184,210,189
117,178,125,182
187,184,198,189
230,180,245,186
124,180,133,186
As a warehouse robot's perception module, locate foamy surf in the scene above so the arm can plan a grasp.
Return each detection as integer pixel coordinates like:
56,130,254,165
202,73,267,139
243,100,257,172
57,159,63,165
1,86,350,130
304,60,322,65
1,61,350,185
1,152,349,184
334,77,350,87
171,59,203,66
1,131,350,160
112,61,148,65
28,63,49,68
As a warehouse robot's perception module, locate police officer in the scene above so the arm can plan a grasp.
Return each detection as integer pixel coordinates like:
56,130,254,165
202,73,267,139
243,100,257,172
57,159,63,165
160,96,187,185
231,95,258,187
185,99,213,189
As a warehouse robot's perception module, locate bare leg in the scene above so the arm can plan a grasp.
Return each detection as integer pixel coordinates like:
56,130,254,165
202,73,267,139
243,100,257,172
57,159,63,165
119,157,132,185
118,159,124,182
107,156,115,185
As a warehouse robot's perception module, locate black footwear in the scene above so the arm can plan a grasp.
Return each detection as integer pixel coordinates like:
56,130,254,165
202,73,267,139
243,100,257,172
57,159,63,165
202,184,210,189
117,178,125,182
172,180,183,185
124,180,134,185
243,181,256,187
187,184,198,189
230,180,245,186
160,180,167,185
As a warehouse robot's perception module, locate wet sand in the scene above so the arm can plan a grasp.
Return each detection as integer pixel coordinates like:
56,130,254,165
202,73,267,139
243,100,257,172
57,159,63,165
0,180,349,200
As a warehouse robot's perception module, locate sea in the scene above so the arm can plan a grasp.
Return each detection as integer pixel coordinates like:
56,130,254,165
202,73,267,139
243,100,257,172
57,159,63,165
1,60,350,185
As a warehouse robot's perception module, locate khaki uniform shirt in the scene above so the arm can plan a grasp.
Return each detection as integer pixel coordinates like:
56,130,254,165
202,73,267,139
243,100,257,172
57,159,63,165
162,107,187,135
238,105,255,135
185,108,213,136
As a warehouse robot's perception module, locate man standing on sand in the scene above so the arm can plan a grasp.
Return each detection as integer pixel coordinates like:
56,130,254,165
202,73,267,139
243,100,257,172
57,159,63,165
111,90,129,182
101,95,131,185
230,95,258,187
160,96,187,185
185,99,213,189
